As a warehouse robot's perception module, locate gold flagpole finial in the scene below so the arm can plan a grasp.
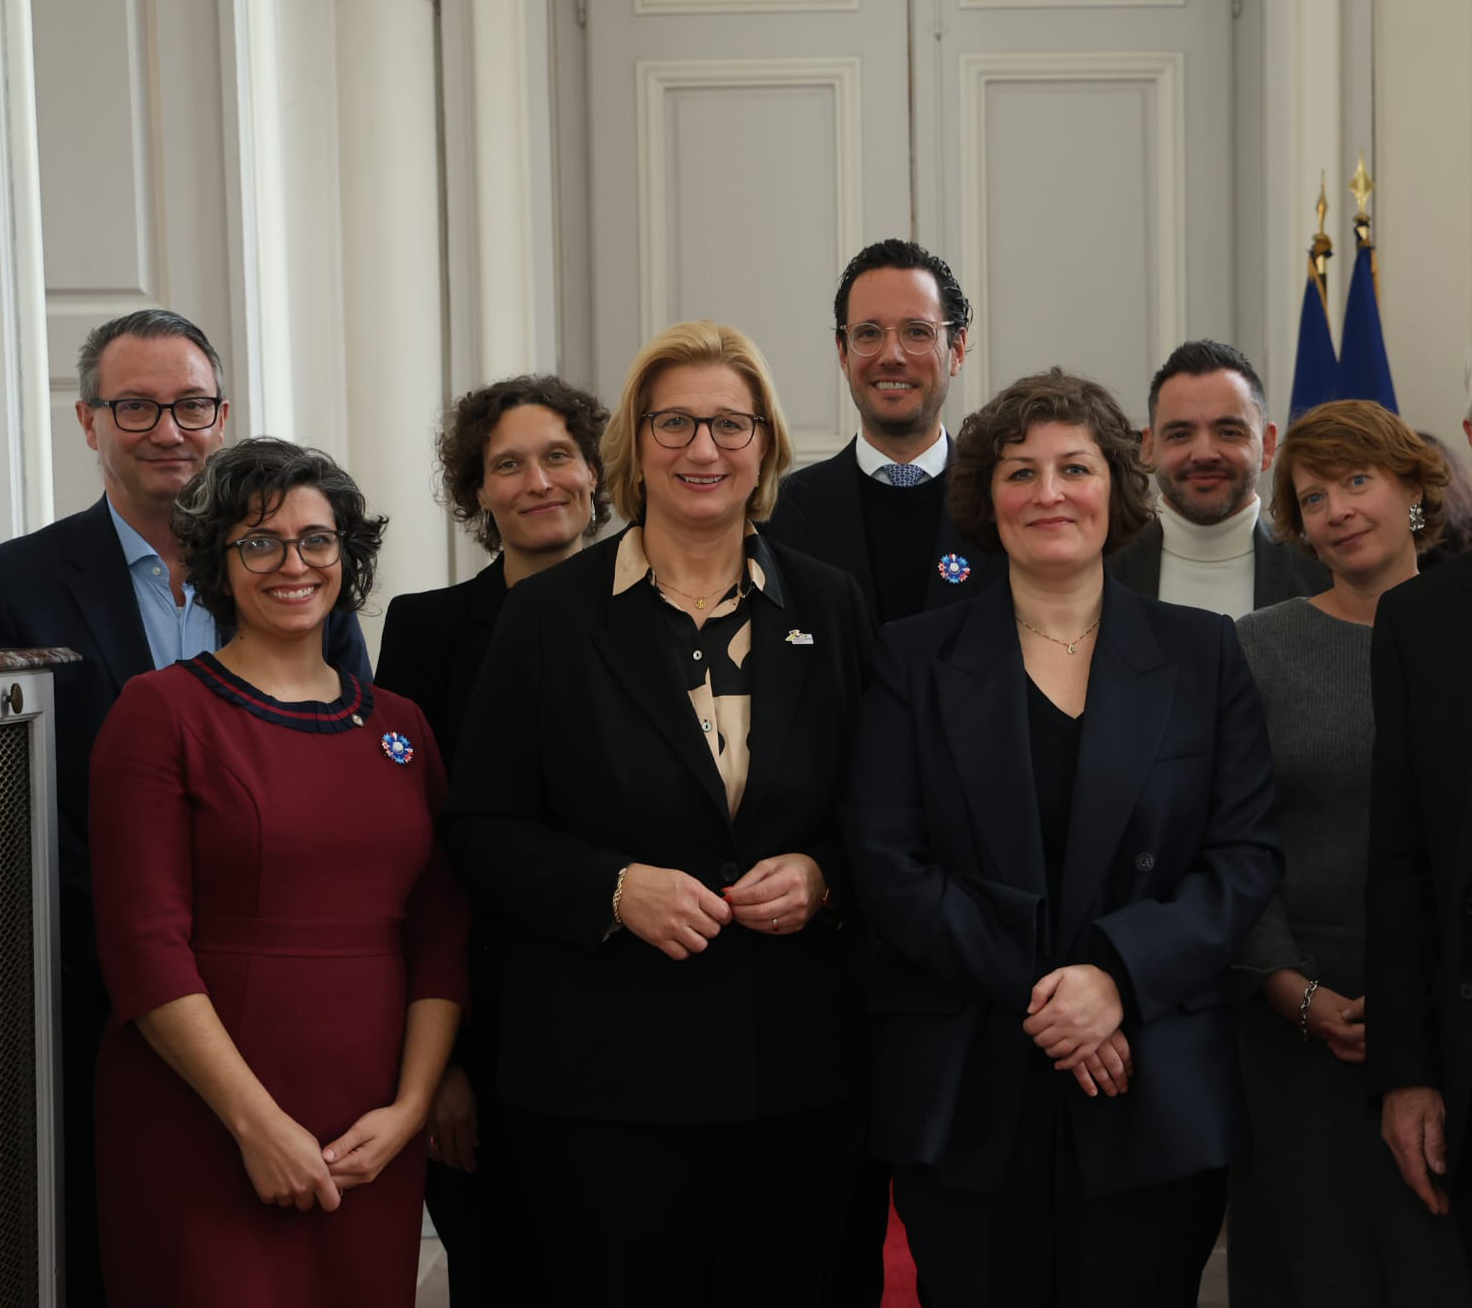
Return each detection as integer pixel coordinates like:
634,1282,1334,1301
1308,171,1333,316
1349,154,1375,224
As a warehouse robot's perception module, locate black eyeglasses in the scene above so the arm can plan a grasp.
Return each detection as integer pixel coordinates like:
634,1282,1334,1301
839,320,955,357
89,396,223,432
642,410,765,450
227,531,343,574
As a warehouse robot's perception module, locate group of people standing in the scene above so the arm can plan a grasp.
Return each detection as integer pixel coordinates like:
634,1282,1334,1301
2,237,1471,1307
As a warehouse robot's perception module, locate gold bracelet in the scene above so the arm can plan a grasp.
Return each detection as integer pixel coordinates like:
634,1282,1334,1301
1299,979,1319,1043
611,865,629,927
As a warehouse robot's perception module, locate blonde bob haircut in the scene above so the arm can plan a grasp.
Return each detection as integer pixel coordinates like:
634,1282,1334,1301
601,320,794,524
1270,399,1451,556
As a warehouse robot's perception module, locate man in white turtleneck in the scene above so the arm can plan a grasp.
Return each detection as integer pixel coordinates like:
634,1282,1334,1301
1108,339,1328,616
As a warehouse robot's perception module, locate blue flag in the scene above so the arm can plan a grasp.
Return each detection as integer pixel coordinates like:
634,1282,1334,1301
1337,245,1398,412
1289,273,1338,422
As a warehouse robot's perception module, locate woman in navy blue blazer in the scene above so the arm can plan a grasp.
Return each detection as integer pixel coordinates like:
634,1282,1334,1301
844,368,1281,1307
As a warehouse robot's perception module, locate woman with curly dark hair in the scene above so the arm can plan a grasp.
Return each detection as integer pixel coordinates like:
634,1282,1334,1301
375,374,608,1305
845,368,1281,1307
89,438,468,1306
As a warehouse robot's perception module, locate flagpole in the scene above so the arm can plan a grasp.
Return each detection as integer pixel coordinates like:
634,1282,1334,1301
1348,154,1378,299
1309,171,1333,320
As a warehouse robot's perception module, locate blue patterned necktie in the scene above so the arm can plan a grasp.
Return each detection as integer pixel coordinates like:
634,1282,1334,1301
882,462,927,488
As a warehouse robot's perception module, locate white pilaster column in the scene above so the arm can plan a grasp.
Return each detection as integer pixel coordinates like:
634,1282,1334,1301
1375,0,1472,437
440,0,558,582
335,0,447,659
0,0,52,540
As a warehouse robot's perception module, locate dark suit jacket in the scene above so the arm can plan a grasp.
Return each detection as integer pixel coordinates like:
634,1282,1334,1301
376,556,507,770
1367,555,1472,1179
1107,514,1329,608
763,437,1004,618
843,572,1281,1197
440,526,874,1124
0,494,371,976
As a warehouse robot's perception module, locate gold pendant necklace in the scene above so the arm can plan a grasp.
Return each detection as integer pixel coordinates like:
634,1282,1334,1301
1014,613,1101,655
655,572,742,611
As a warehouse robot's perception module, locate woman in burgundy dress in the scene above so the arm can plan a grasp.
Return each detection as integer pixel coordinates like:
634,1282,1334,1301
89,438,467,1307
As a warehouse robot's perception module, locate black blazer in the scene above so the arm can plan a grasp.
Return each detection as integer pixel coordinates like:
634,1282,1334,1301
0,495,370,975
1107,515,1329,607
763,437,1004,616
843,572,1281,1197
376,557,507,769
1367,555,1472,1178
440,527,874,1125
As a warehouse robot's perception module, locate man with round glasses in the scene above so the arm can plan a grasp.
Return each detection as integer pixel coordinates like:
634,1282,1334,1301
0,308,370,1304
766,238,1000,627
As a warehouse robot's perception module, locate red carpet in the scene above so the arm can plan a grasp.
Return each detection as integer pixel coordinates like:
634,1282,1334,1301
881,1190,920,1308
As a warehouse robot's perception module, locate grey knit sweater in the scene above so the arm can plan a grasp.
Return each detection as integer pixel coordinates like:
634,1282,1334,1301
1234,597,1371,996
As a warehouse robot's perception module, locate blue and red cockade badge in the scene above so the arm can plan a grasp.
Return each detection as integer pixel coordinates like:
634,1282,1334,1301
937,553,971,585
380,732,414,766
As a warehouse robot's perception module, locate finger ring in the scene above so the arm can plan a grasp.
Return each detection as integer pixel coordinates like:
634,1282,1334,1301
771,918,779,932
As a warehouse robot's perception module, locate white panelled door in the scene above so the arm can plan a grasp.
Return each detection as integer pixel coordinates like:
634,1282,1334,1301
582,0,912,463
574,0,1234,451
914,0,1234,426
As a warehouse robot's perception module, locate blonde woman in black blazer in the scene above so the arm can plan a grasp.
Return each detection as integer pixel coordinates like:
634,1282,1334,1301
441,321,873,1308
845,369,1282,1308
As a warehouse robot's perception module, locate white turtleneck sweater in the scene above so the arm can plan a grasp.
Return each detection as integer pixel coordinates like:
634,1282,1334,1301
1156,495,1260,619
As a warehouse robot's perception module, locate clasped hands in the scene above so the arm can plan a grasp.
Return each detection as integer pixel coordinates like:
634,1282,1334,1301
237,1098,427,1212
617,854,825,960
1022,964,1132,1099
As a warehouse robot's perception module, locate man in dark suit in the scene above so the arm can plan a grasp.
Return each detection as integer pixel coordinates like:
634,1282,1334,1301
1367,536,1472,1259
1108,339,1327,614
0,309,369,1302
764,238,1002,623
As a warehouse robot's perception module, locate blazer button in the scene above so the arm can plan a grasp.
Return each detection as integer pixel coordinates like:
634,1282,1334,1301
719,861,741,885
1461,982,1472,1002
1134,852,1155,872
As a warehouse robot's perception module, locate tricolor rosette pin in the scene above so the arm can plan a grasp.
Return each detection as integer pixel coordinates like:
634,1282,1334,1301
937,553,971,585
380,731,414,766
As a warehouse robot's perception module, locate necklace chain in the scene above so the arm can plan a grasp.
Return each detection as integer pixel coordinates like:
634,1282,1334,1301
1014,612,1101,655
654,571,743,611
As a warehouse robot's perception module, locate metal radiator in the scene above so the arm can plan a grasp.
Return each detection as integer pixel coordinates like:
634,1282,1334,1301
0,666,61,1308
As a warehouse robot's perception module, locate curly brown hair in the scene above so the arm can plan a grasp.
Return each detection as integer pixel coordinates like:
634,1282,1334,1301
172,438,386,628
438,375,611,553
1269,401,1450,556
949,367,1153,555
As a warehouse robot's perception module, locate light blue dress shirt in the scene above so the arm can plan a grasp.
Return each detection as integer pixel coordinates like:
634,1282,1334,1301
107,498,219,669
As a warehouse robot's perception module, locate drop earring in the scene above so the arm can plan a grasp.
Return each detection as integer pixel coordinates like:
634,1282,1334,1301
1409,501,1426,532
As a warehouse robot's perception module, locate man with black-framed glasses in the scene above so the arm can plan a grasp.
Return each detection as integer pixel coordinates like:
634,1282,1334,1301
0,308,370,1304
766,238,1001,629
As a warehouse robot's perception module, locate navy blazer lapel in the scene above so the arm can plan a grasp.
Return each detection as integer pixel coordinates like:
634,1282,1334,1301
590,562,731,825
59,497,154,693
1106,518,1164,597
810,440,878,611
925,483,1002,608
1252,518,1290,607
1055,578,1174,954
935,577,1047,898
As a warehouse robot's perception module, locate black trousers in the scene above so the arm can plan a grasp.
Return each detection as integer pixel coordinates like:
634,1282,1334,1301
894,1061,1226,1308
506,1101,860,1308
422,1089,548,1306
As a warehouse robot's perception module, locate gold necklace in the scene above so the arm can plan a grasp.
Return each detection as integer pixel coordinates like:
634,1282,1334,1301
1014,612,1101,655
654,571,743,611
